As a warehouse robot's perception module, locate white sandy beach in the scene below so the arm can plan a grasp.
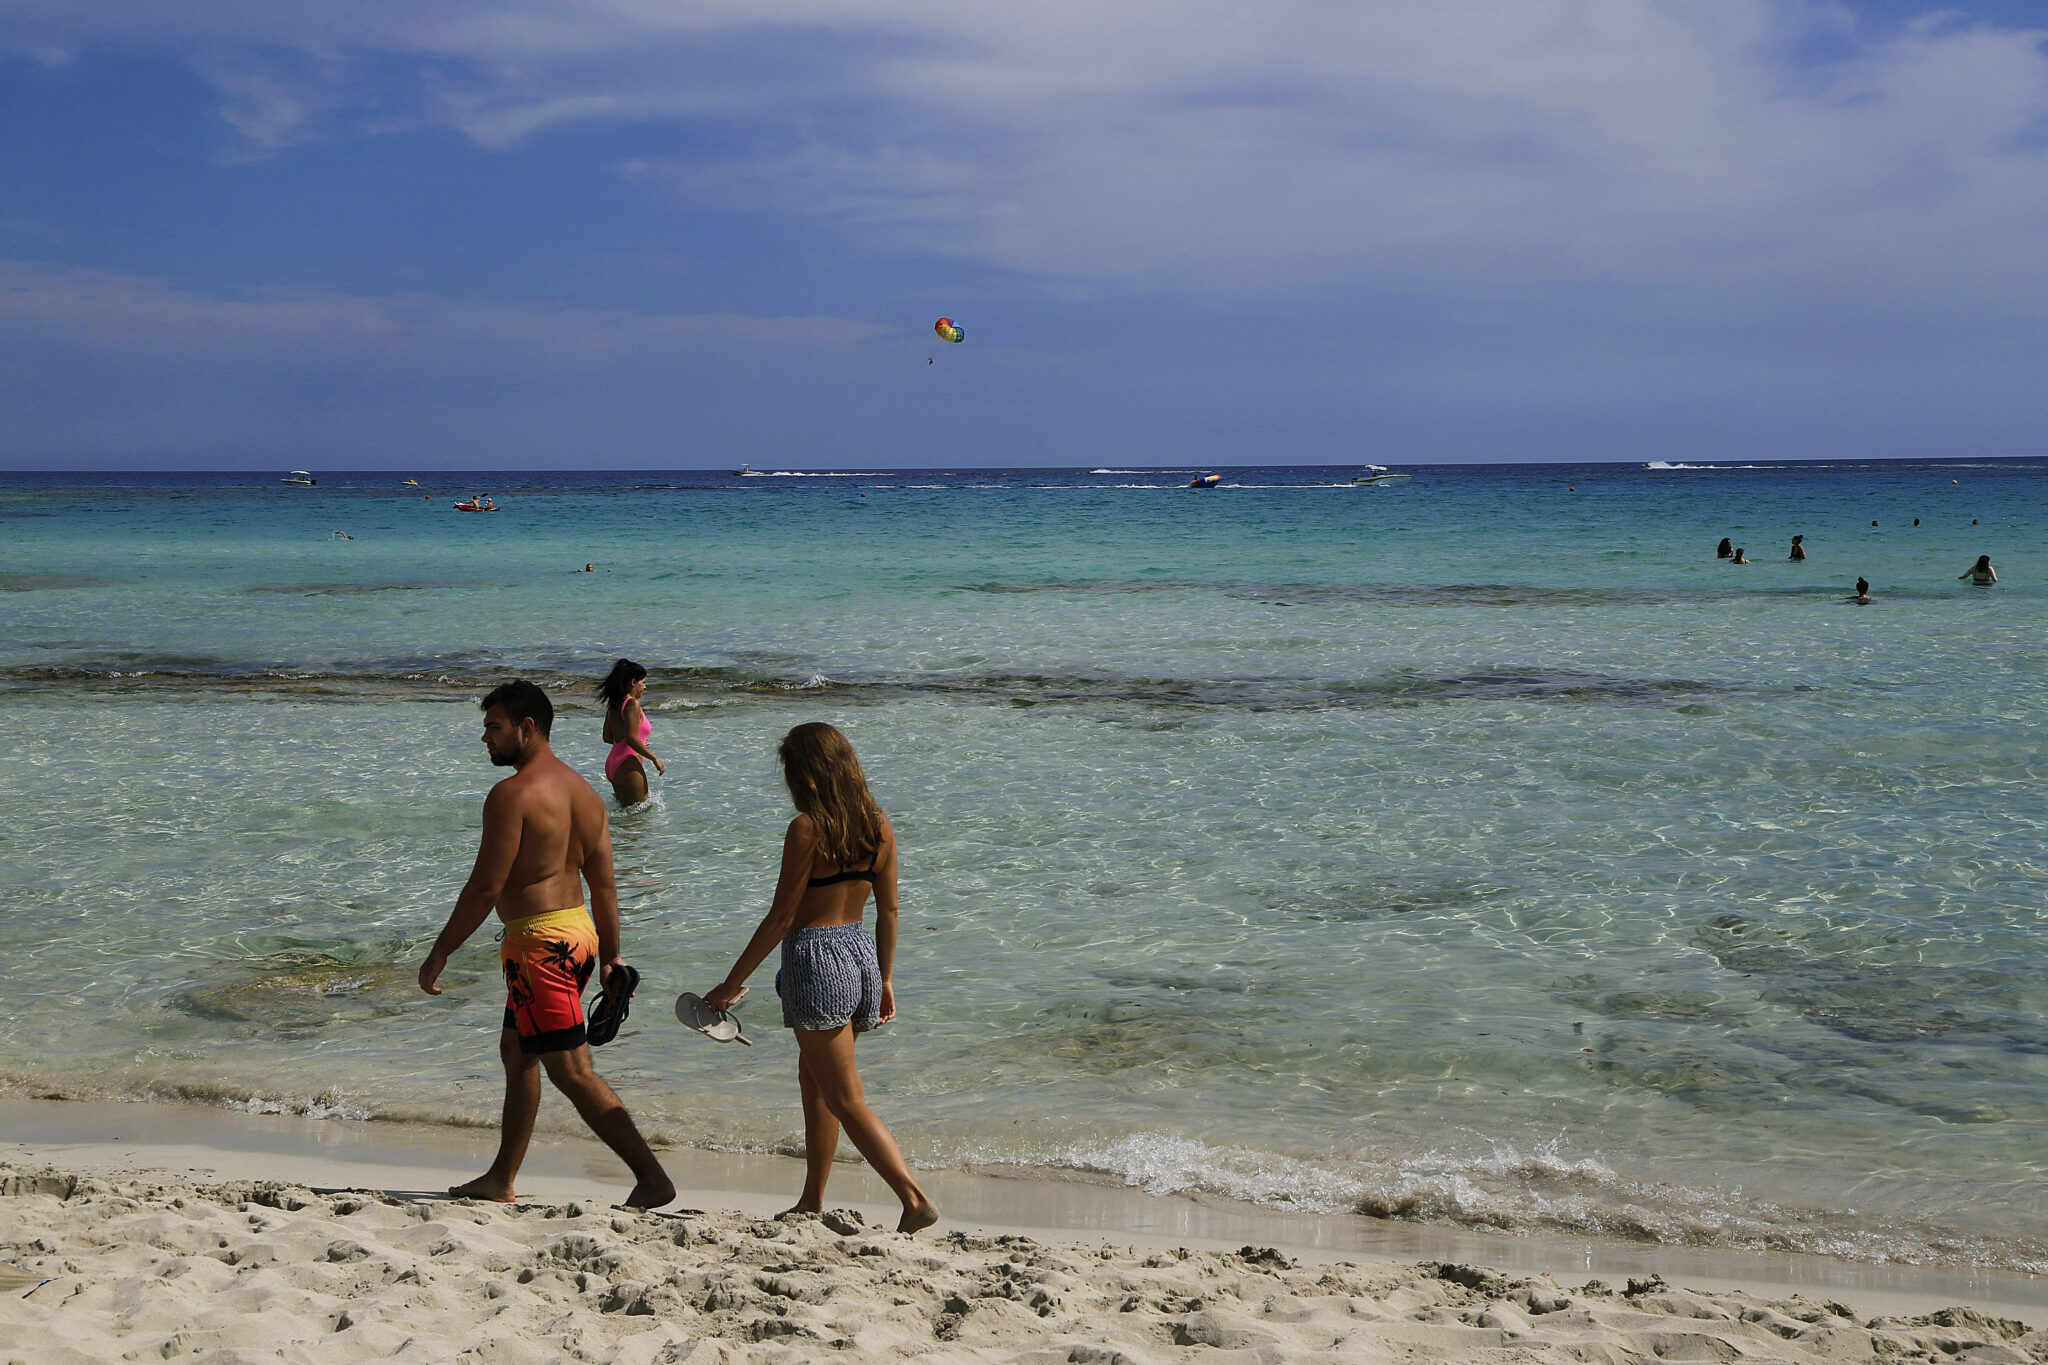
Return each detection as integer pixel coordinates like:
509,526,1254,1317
3,1098,2043,1364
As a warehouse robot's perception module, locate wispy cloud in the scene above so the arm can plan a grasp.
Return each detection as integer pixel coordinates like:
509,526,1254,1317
0,260,899,462
7,1,2045,298
0,261,887,361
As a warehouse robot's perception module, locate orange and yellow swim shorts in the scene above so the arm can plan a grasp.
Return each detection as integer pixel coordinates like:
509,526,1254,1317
501,906,599,1054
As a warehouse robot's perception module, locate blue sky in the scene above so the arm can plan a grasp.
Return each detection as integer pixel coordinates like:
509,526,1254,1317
3,1,2046,469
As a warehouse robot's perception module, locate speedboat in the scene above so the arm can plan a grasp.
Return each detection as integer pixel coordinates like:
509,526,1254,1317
281,471,317,486
1351,466,1410,485
1188,473,1222,488
734,463,754,476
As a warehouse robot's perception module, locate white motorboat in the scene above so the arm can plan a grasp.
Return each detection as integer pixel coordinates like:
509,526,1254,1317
281,471,317,486
1351,466,1409,485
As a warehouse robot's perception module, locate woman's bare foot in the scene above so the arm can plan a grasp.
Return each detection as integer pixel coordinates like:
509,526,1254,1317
897,1200,939,1234
449,1175,516,1203
781,1203,823,1217
620,1175,676,1210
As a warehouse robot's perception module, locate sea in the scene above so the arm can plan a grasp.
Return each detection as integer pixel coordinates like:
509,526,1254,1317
2,460,2043,1273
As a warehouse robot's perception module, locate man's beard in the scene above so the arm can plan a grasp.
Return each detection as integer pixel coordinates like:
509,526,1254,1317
488,743,521,767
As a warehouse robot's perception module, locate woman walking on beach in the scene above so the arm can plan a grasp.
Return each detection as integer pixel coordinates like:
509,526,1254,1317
599,660,664,806
1959,555,1998,585
703,722,937,1234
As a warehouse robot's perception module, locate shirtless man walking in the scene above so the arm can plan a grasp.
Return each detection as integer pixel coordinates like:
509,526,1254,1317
418,680,674,1209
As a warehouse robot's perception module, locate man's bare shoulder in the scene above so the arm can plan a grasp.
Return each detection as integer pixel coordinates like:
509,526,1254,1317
532,752,605,813
484,769,532,809
491,755,591,806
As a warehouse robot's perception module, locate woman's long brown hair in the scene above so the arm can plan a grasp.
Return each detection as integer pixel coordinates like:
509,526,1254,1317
778,722,886,869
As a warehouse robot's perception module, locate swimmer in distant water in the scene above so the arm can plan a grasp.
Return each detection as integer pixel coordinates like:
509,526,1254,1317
1717,537,1733,559
1732,547,1750,564
332,531,353,540
1788,535,1805,562
1959,555,1998,585
1851,577,1872,602
582,564,595,573
599,659,664,805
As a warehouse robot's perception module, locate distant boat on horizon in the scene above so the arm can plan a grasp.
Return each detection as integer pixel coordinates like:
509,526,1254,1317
1351,466,1409,485
281,471,316,486
734,463,754,476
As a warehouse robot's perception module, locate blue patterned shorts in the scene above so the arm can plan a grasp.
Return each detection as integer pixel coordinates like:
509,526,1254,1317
777,922,882,1032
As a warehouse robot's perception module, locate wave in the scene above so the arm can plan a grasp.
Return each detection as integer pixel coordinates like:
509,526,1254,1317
8,1064,2039,1274
1042,1131,2047,1274
1640,462,1788,471
741,471,889,478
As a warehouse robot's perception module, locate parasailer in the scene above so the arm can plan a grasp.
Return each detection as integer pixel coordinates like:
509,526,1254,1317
934,318,964,343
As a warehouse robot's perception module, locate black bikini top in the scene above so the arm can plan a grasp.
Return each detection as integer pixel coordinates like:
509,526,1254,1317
808,859,877,888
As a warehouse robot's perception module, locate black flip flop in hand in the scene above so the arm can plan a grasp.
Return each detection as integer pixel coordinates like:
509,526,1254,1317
586,963,640,1047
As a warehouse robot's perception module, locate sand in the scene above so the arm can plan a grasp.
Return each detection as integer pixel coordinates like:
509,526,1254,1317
5,1151,2046,1365
3,1096,2044,1363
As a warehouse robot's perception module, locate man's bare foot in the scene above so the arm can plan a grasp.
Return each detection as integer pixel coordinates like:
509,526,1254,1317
781,1202,822,1217
620,1175,676,1210
449,1175,516,1203
897,1200,939,1235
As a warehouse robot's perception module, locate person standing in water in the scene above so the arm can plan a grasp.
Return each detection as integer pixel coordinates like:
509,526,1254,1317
1959,555,1998,585
418,681,673,1209
703,722,938,1234
1732,547,1750,564
1788,535,1806,562
1851,577,1873,602
599,660,664,805
1716,537,1733,559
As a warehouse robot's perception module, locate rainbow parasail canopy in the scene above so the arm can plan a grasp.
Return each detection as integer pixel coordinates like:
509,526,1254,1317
934,318,965,343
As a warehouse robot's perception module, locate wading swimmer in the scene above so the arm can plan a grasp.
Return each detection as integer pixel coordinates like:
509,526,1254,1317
1959,555,1998,585
599,659,664,806
418,681,674,1209
1788,535,1806,562
702,722,937,1234
1717,537,1733,559
1851,577,1873,602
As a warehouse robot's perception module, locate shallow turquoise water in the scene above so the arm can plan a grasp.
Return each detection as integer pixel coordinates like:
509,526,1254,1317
2,463,2043,1269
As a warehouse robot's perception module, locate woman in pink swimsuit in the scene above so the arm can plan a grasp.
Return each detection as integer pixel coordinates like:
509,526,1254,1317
598,659,664,805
